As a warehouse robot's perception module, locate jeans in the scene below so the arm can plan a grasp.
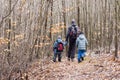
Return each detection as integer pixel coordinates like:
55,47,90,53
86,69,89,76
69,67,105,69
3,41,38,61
68,42,76,60
78,50,86,62
53,49,62,62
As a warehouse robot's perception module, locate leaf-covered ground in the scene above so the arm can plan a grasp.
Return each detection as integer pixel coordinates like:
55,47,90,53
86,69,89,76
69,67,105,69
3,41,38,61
26,52,120,80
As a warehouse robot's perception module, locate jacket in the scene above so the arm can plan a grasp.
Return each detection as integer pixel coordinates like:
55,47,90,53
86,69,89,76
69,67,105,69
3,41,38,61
76,34,88,50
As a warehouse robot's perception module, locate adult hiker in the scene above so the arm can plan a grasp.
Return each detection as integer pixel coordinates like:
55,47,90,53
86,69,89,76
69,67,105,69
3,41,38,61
76,32,88,63
53,35,65,62
66,19,78,61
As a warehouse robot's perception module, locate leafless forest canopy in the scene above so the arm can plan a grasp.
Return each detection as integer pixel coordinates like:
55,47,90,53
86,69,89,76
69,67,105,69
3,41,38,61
0,0,120,79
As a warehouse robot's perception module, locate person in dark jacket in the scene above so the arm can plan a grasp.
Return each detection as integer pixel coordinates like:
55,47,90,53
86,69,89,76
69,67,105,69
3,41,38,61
53,36,65,62
66,19,78,61
76,32,88,63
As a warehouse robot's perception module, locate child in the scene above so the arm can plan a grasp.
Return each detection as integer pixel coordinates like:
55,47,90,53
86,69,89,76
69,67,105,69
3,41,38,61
76,32,88,63
53,36,64,62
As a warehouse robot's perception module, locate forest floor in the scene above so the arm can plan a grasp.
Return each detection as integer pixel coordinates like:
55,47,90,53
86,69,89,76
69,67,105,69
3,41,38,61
26,52,120,80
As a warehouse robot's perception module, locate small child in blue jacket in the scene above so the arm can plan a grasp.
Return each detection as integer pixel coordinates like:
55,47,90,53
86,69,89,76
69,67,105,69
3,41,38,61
53,36,65,62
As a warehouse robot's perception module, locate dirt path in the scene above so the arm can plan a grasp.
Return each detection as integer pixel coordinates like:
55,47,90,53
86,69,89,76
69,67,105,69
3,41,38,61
27,53,120,80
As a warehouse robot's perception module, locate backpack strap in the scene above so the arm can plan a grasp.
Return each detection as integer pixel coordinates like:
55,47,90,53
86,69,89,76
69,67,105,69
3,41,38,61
69,25,77,35
56,40,63,46
70,25,77,31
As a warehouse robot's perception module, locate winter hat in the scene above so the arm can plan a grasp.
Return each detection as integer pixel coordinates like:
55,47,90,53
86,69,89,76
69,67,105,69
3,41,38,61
72,19,75,23
58,35,61,39
71,19,76,26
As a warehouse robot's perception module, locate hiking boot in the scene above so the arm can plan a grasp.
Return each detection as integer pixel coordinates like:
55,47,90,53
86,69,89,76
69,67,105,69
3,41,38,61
78,60,81,63
58,60,61,62
58,59,61,62
81,57,84,61
53,59,56,62
71,59,74,62
68,58,70,61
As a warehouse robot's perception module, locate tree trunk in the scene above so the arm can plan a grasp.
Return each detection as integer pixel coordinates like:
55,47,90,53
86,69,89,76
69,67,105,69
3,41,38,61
114,0,118,60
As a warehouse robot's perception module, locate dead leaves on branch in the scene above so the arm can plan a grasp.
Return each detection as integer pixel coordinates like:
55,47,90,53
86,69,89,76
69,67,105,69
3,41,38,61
35,42,50,48
49,22,66,34
15,34,24,40
50,25,66,34
38,35,50,41
0,34,24,47
0,38,9,45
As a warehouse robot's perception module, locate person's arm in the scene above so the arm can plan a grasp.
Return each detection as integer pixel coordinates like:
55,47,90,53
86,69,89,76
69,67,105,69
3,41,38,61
62,41,66,46
53,42,55,51
75,26,78,39
66,27,70,42
53,41,57,49
85,37,88,45
76,38,79,48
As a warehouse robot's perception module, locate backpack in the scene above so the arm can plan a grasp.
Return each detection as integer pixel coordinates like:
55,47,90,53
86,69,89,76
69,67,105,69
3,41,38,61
69,26,77,39
57,42,64,52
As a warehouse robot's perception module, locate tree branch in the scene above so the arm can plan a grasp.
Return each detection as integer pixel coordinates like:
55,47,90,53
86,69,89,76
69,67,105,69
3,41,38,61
0,0,19,27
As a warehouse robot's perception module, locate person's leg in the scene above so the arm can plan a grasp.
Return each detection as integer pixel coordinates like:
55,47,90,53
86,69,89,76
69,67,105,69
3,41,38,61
53,49,57,62
58,52,62,62
71,48,75,61
68,43,72,61
71,43,76,61
81,50,86,61
84,50,86,57
68,50,71,61
78,50,82,63
78,50,80,62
